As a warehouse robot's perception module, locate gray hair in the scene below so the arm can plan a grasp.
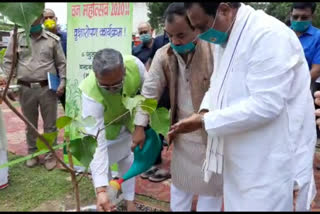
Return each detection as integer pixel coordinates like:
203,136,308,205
43,8,56,16
92,48,124,75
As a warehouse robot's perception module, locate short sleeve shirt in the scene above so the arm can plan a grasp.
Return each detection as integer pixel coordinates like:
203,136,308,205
297,25,320,69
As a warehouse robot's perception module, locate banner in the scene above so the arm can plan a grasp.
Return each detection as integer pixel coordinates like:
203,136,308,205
65,2,133,168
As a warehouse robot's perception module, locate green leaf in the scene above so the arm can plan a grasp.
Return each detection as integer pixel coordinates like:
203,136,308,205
69,136,97,168
150,107,170,137
56,116,73,129
0,3,45,46
72,116,96,128
140,98,158,114
105,124,122,140
36,132,58,151
122,95,145,115
124,110,135,133
0,48,6,64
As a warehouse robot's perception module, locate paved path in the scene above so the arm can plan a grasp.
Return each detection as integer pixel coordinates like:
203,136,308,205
2,102,320,211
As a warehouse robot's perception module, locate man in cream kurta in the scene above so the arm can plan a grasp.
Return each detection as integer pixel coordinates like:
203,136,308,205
169,2,316,211
133,3,222,212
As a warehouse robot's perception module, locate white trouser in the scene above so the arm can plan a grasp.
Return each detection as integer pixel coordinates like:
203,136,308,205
170,183,222,211
0,149,8,186
295,171,316,211
108,153,135,201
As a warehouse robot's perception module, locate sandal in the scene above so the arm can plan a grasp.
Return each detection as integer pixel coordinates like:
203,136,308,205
0,183,8,190
140,166,159,179
148,169,171,183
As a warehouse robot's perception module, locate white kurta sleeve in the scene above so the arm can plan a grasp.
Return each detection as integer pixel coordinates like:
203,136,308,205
204,30,300,136
82,93,110,188
134,50,167,127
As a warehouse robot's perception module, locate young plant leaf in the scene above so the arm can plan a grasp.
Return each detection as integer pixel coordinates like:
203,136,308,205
124,110,135,133
140,98,158,114
0,48,6,64
56,116,73,129
36,132,58,151
0,3,45,47
69,136,97,168
105,124,122,140
122,95,145,115
150,107,170,137
72,116,96,128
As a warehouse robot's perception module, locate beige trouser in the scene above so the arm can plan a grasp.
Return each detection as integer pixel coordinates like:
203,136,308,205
19,85,58,154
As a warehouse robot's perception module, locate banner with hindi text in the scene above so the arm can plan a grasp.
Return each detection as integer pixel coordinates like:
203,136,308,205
65,2,133,168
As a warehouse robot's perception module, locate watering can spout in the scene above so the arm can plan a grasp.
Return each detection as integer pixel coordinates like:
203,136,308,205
109,128,162,187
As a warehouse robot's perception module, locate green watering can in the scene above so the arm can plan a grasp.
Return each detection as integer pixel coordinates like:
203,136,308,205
109,128,162,190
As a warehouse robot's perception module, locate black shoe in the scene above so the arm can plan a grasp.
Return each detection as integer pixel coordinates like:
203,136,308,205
148,169,171,183
140,166,158,179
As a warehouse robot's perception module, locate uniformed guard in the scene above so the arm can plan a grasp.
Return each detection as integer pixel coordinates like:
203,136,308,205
2,14,66,170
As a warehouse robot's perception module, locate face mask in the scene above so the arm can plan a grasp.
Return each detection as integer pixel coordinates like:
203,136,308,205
140,33,152,44
170,37,197,54
44,19,57,31
198,9,236,45
30,24,43,33
291,20,311,33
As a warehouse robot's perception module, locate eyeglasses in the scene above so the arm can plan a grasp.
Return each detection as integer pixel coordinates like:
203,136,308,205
98,80,123,91
139,30,149,35
44,16,54,20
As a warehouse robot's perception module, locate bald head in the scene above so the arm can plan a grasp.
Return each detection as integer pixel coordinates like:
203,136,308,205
43,8,57,22
137,22,152,36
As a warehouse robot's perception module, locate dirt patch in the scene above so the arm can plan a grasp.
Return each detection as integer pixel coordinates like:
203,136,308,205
33,192,95,211
32,192,168,212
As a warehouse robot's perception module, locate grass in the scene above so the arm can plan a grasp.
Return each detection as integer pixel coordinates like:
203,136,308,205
0,153,96,211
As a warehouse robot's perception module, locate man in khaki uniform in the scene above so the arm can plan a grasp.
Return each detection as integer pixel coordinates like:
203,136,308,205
3,14,66,170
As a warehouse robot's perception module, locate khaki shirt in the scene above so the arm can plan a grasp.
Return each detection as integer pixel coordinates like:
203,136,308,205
3,29,66,84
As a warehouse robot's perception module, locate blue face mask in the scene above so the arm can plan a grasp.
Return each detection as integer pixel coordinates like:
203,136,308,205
170,39,196,54
291,20,311,33
140,33,152,44
198,11,235,45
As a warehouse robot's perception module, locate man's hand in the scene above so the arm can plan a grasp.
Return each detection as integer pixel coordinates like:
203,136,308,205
56,84,65,97
131,126,145,152
315,91,320,129
96,187,116,212
0,76,7,86
168,113,204,142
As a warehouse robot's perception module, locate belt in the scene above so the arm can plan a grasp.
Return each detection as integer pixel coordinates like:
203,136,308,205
17,80,48,88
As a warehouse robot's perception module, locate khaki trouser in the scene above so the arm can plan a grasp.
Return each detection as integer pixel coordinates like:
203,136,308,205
19,85,58,154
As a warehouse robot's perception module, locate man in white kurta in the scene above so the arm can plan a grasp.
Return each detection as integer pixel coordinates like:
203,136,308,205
81,50,146,211
169,2,317,211
0,107,8,189
0,73,8,189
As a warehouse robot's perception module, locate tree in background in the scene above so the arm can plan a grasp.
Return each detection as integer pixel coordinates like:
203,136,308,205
147,2,170,34
248,2,320,27
147,2,320,32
